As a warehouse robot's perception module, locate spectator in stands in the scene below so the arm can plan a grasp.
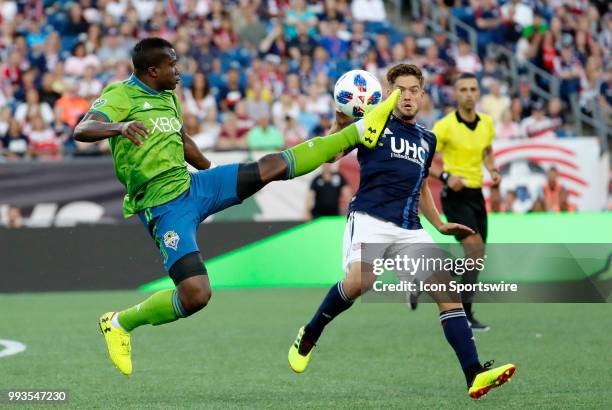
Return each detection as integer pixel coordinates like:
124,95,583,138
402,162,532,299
245,78,273,119
600,66,612,111
412,20,434,54
43,31,62,72
514,77,534,118
285,0,318,40
78,65,104,100
351,0,386,22
495,109,521,139
24,114,60,160
418,94,440,130
272,92,300,128
554,45,584,101
7,206,23,229
62,3,89,37
296,94,320,135
213,15,239,52
375,33,393,68
540,167,572,212
235,100,256,138
15,89,54,126
348,21,372,65
184,71,216,122
305,163,351,220
288,22,318,60
97,28,130,70
65,42,101,77
475,0,503,55
216,112,247,150
218,68,245,113
481,79,511,123
193,108,221,151
247,112,284,150
259,24,289,59
500,0,533,32
54,81,90,128
235,4,267,49
2,119,28,160
520,99,558,139
281,115,308,147
319,19,349,60
454,39,482,73
39,74,61,107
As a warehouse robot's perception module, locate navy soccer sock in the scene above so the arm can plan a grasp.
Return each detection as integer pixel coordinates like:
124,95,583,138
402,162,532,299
304,282,354,343
440,308,482,385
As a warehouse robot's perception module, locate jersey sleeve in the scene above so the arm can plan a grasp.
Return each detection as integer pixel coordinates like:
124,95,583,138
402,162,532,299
88,85,131,123
432,118,447,152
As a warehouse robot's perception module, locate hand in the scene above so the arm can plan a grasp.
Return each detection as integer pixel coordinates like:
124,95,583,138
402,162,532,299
447,175,465,192
437,223,475,236
334,110,354,129
490,169,502,186
120,121,148,145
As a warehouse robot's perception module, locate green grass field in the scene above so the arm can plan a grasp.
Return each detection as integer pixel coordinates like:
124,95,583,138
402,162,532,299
1,289,610,409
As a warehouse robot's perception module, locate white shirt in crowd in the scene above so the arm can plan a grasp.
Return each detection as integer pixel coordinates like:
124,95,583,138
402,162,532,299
520,115,561,139
351,0,386,22
15,103,55,125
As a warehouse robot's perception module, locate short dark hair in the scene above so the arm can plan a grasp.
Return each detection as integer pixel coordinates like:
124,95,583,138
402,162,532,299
455,72,478,84
132,37,174,72
386,64,424,87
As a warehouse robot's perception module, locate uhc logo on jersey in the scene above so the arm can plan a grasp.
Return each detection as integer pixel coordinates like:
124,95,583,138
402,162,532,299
150,117,182,133
390,137,428,166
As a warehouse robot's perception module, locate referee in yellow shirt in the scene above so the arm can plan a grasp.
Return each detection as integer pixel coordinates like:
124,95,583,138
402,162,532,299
430,72,501,331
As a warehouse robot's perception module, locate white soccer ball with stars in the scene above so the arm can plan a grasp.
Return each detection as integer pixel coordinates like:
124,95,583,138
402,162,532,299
333,70,383,118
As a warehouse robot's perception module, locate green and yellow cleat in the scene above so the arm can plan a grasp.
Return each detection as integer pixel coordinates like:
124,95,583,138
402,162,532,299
288,326,315,373
359,89,400,148
468,361,516,399
99,312,132,376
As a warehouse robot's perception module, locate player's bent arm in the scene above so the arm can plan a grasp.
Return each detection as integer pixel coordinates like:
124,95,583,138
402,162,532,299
419,177,444,230
181,127,212,170
483,146,501,185
74,112,148,145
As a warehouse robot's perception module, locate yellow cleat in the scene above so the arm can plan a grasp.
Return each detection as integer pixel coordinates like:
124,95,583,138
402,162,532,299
288,326,315,373
99,312,132,376
359,89,400,148
468,362,516,399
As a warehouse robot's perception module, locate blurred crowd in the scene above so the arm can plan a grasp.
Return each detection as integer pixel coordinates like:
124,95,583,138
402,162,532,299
0,0,609,161
426,0,611,133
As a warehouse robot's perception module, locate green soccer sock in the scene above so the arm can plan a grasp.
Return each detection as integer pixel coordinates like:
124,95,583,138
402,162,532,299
117,289,186,332
281,123,359,179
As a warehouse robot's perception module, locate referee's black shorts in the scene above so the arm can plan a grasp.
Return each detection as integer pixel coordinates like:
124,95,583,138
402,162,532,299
441,186,488,242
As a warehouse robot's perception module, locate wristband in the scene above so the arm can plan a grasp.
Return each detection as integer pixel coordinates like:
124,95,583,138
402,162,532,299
440,171,450,183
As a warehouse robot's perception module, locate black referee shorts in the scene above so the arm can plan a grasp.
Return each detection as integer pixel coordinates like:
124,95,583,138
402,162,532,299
441,187,488,242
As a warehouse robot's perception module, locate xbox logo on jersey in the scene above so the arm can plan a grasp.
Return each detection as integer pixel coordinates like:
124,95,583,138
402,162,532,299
150,117,182,133
390,137,427,165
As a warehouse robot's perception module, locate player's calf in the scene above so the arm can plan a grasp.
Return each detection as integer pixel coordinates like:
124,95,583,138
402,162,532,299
176,275,212,315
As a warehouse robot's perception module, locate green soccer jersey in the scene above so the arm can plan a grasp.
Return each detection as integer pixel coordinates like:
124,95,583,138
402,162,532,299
89,74,191,218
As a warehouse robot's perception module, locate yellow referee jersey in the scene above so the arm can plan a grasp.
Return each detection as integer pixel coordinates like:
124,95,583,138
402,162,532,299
433,111,495,188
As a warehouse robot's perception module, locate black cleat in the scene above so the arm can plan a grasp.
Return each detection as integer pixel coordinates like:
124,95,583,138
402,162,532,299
467,315,490,332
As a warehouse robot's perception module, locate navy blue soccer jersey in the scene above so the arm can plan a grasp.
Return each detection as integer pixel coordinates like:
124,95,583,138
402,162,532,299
349,116,437,230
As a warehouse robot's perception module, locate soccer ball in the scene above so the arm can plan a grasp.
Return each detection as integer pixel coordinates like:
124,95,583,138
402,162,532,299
333,70,383,118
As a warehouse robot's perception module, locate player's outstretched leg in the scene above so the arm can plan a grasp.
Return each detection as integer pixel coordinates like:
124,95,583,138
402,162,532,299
236,90,400,202
436,300,516,399
99,257,210,375
288,261,375,373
